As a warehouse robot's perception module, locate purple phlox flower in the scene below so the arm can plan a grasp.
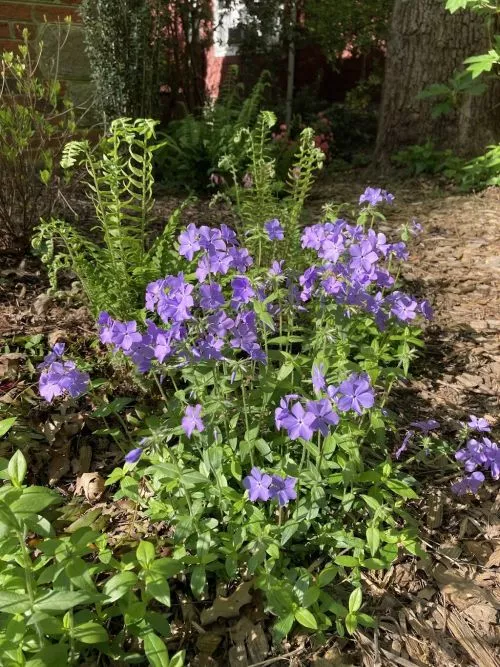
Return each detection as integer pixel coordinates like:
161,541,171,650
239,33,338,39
178,223,201,261
269,475,297,506
301,224,325,251
327,384,339,402
154,330,174,363
145,279,168,311
182,404,204,437
455,438,488,472
390,293,418,322
269,260,284,277
228,247,253,272
265,218,284,241
209,251,233,276
467,415,491,432
395,430,415,460
349,241,379,273
299,266,320,302
279,401,316,441
359,187,394,207
156,274,194,323
312,363,326,394
365,291,384,315
321,274,345,297
38,342,66,369
274,394,299,430
230,310,258,353
483,438,500,480
410,419,440,433
39,360,89,403
125,447,142,464
410,218,423,236
388,241,409,261
343,223,364,240
207,310,234,338
337,373,375,415
98,312,119,345
198,226,226,255
199,282,225,310
248,342,267,364
306,398,339,436
419,299,433,320
451,471,484,496
243,467,272,502
192,334,225,361
231,276,255,309
220,224,238,246
319,234,345,262
367,229,390,257
110,321,143,352
375,269,394,288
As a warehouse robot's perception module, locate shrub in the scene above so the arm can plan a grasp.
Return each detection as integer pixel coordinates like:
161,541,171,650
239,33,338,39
32,118,183,320
392,141,465,178
459,143,500,189
154,69,271,193
22,187,433,663
0,28,77,251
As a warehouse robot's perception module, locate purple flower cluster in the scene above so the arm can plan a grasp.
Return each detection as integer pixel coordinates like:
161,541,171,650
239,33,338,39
359,187,394,207
243,467,297,506
453,429,499,495
299,213,432,329
265,219,284,241
275,372,374,442
38,344,90,403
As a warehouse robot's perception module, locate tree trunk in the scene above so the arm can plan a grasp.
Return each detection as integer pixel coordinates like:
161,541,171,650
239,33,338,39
376,0,500,160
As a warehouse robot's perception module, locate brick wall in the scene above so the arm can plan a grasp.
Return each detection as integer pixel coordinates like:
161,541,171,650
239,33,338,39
0,0,94,122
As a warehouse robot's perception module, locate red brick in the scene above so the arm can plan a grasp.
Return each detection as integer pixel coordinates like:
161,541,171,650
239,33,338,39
0,22,10,38
0,4,32,21
32,6,81,23
0,38,21,52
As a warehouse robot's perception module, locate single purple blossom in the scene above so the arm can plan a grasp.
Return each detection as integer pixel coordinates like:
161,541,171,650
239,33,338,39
337,374,375,415
279,402,316,441
269,475,297,506
410,419,440,433
467,415,491,433
451,471,485,495
265,219,284,241
178,224,201,261
199,282,225,310
306,398,339,436
349,241,379,273
231,276,255,309
312,364,326,394
125,448,142,464
243,467,272,502
269,260,284,276
395,430,415,460
182,404,204,438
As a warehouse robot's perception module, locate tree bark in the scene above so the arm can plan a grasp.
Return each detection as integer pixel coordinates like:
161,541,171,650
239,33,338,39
375,0,500,160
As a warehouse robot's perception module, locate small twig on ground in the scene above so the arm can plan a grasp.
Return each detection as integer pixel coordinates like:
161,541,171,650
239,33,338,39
247,646,304,667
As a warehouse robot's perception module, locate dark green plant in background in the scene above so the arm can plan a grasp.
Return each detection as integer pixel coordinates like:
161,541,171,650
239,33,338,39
80,0,162,121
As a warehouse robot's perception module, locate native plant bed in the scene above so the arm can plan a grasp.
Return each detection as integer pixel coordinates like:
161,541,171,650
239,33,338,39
0,160,498,664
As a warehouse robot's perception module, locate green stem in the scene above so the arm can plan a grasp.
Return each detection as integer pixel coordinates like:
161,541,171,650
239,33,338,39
153,372,169,404
240,380,254,467
18,530,43,647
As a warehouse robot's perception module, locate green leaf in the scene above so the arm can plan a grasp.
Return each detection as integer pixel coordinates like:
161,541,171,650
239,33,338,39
385,479,418,499
8,450,27,486
169,651,186,667
34,590,95,612
334,555,359,568
464,50,500,78
348,588,362,613
273,612,295,640
11,487,61,515
143,632,170,667
0,591,31,614
92,397,132,418
362,558,387,570
357,612,377,628
190,565,206,599
150,558,183,578
73,621,109,644
146,571,171,607
294,607,318,630
366,526,380,557
317,565,337,588
137,540,156,569
345,611,358,634
25,644,69,666
0,417,16,438
102,571,138,602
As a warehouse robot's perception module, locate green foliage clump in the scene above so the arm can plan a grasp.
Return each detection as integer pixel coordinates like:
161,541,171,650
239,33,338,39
155,68,271,193
80,0,161,120
0,446,186,666
220,110,325,265
0,28,76,250
460,143,500,188
32,118,182,319
392,141,465,177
